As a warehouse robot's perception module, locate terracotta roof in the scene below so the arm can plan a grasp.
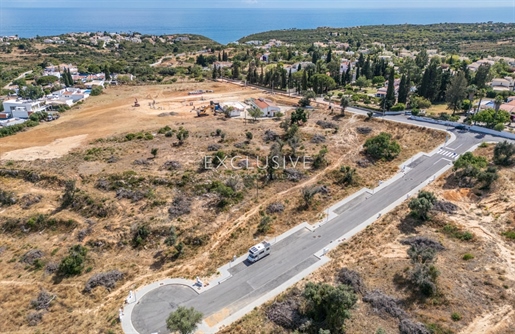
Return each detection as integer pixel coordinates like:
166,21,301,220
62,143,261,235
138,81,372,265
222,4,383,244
500,104,515,113
254,98,276,110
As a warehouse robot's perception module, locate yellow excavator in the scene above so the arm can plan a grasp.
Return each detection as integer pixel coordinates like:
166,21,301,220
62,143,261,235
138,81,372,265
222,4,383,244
195,104,214,117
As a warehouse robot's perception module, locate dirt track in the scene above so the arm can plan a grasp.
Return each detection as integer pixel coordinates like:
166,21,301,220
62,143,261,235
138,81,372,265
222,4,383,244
0,81,286,159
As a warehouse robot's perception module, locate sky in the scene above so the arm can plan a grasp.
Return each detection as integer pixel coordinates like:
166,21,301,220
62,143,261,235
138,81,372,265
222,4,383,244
1,0,513,8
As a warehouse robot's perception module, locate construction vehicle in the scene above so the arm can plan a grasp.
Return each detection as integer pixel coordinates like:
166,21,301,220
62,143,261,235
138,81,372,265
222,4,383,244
210,101,222,113
196,104,214,117
133,98,140,107
247,241,271,263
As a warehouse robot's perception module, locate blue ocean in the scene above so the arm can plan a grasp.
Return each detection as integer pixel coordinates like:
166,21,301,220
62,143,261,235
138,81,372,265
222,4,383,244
0,7,514,44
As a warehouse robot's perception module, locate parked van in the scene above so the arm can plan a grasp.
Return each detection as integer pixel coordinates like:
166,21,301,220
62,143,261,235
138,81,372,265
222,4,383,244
247,241,271,263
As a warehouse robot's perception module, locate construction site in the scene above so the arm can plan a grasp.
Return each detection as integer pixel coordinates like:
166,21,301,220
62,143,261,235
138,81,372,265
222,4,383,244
0,80,463,334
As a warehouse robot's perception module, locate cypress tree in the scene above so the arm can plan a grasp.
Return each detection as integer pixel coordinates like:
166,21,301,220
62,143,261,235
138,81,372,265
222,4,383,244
363,56,372,80
397,74,408,104
345,64,352,84
301,70,308,91
385,67,396,110
326,47,332,63
62,68,69,86
355,66,360,80
68,68,74,86
312,51,319,65
358,53,365,67
104,65,111,81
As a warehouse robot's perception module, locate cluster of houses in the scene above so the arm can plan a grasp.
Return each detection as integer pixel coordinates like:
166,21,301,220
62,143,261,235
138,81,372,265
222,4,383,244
0,87,91,122
0,62,103,124
45,32,193,48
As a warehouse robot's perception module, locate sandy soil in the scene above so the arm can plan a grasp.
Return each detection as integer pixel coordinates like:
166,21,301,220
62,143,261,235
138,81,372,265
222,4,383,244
0,82,275,156
0,134,88,161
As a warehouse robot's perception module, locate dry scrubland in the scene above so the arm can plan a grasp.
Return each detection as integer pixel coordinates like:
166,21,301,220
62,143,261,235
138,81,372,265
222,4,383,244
0,81,445,333
222,145,515,334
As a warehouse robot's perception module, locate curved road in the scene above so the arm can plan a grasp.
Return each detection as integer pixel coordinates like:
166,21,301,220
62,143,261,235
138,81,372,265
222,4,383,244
127,108,512,334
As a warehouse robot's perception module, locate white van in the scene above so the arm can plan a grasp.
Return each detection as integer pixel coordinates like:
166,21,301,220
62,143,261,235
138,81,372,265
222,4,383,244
247,241,271,263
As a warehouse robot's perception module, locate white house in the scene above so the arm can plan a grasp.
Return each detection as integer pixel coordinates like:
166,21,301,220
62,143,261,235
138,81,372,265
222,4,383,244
213,61,233,70
251,98,280,117
220,102,246,117
339,60,351,74
50,88,90,103
85,80,105,89
2,99,47,118
491,77,514,91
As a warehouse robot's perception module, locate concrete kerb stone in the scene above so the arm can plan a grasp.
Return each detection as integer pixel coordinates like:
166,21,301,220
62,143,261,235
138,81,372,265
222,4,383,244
211,256,331,334
313,152,459,261
122,92,465,333
120,278,199,334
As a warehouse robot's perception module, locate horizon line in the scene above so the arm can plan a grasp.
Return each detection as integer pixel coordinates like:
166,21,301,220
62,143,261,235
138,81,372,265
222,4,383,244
3,6,515,9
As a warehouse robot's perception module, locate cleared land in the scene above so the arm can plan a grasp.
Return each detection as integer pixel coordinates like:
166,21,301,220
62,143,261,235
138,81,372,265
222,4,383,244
0,81,445,333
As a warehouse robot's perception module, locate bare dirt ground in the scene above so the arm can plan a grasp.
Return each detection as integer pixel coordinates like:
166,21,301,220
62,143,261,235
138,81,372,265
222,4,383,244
0,81,446,333
221,145,515,334
0,134,88,161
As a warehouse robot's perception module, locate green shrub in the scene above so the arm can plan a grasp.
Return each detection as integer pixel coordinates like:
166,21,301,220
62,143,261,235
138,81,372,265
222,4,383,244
58,245,88,277
443,224,474,241
451,312,462,321
90,85,103,96
364,132,401,161
391,103,406,111
502,230,515,239
462,253,474,260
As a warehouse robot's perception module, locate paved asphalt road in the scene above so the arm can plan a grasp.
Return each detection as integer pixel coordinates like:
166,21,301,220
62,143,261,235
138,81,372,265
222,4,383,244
131,106,510,333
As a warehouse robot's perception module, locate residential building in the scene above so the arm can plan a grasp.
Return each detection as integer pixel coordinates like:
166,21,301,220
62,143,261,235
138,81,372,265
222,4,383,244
491,77,514,91
250,98,281,117
220,102,246,117
2,99,47,118
213,61,233,70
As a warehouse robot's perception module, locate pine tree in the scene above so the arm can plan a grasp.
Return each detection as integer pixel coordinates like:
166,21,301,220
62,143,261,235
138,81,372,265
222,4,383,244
397,74,408,104
446,71,468,115
385,67,396,110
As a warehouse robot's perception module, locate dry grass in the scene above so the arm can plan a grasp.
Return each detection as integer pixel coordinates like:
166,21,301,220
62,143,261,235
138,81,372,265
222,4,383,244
0,81,446,333
221,147,515,334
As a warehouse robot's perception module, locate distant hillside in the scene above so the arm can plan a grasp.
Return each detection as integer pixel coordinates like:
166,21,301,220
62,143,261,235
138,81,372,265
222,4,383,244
239,23,515,57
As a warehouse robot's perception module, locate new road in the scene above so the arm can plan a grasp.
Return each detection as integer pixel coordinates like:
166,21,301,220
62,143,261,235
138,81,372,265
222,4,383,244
125,111,511,334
